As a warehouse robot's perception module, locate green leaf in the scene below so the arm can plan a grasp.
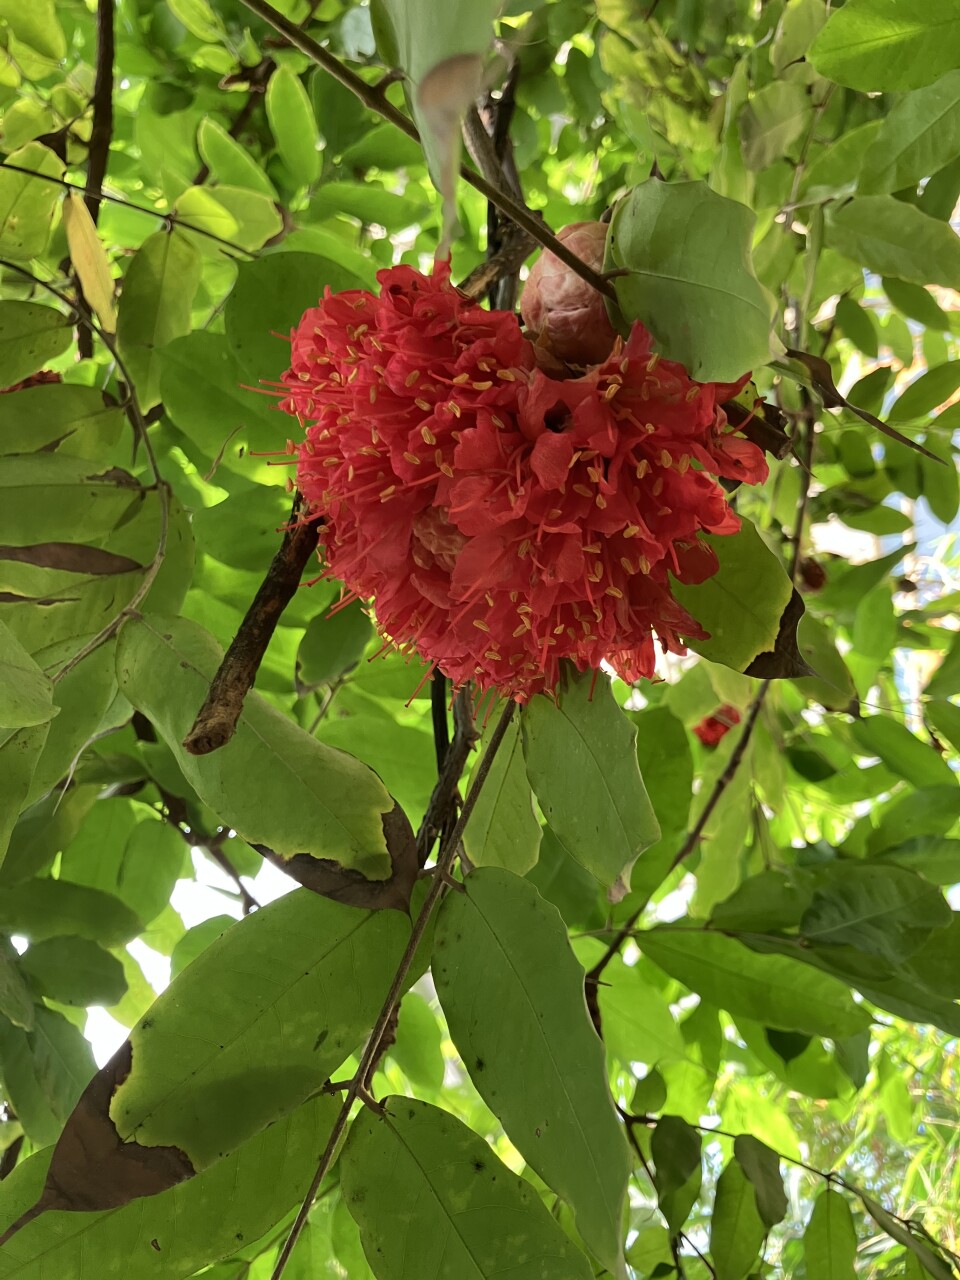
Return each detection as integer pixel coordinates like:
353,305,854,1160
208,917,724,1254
463,710,542,875
0,0,65,59
297,601,374,688
739,82,810,171
809,0,960,92
433,868,630,1274
859,71,960,195
373,0,499,249
0,879,141,946
672,520,803,676
803,860,957,962
890,362,960,422
0,724,49,869
834,296,879,358
224,251,367,382
0,302,71,388
0,938,33,1030
826,197,960,289
59,801,186,926
709,1159,767,1280
116,230,203,410
167,0,225,43
803,1187,855,1280
637,927,873,1038
651,1114,702,1234
598,955,686,1069
733,1135,788,1229
173,185,282,253
607,179,778,382
266,66,321,186
857,1193,956,1280
920,434,960,523
389,991,444,1091
850,715,957,789
0,619,55,728
20,936,126,1008
197,118,277,197
169,915,235,979
793,614,857,711
0,143,64,261
0,1096,338,1279
24,636,120,806
159,331,280,473
116,614,400,880
341,1097,594,1280
64,889,409,1187
0,382,125,458
521,669,660,895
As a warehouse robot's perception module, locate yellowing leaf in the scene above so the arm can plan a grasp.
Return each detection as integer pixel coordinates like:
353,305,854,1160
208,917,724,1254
62,192,117,334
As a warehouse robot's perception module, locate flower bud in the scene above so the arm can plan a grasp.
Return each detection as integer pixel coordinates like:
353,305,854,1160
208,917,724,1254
520,221,618,366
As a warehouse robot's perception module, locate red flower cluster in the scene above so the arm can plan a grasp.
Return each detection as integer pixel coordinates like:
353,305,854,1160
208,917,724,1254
693,705,742,747
279,262,766,701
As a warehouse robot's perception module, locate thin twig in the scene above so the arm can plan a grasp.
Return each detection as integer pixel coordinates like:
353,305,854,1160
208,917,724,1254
269,699,516,1280
234,0,614,301
183,496,320,755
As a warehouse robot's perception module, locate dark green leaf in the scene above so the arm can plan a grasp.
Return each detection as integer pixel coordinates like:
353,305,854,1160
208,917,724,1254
0,879,141,946
733,1135,788,1229
0,144,64,261
651,1114,702,1234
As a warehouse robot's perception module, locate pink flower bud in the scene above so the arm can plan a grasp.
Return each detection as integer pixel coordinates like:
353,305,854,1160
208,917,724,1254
520,221,618,366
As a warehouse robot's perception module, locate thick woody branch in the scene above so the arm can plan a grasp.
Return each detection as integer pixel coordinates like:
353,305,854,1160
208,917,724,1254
183,497,320,756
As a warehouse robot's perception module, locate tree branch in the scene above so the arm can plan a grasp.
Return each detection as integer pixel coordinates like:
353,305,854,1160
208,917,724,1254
269,699,516,1280
183,495,320,756
235,0,614,301
417,686,479,865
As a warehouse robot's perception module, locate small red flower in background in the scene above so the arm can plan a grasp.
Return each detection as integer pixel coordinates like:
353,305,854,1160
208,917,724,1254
279,261,767,701
693,705,742,746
